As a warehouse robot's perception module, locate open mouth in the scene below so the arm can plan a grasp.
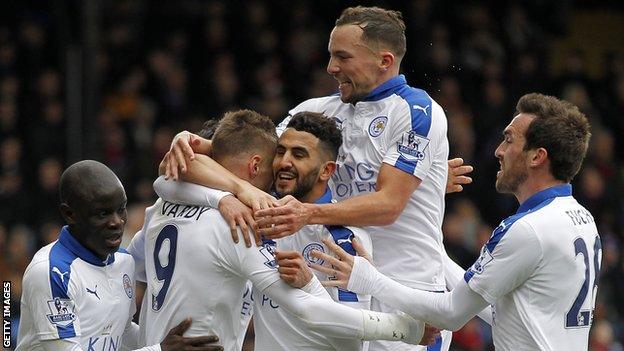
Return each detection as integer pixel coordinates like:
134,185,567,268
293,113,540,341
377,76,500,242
105,233,122,247
277,171,296,180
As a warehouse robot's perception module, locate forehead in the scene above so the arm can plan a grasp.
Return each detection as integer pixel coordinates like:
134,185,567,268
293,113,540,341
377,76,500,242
504,113,535,137
328,25,366,51
81,184,127,210
279,128,320,150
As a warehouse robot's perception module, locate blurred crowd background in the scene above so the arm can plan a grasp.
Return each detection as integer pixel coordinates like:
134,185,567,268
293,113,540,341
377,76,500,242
1,1,623,350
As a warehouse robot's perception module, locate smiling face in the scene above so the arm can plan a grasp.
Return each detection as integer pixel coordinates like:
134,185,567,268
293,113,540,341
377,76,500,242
273,128,326,202
494,113,535,195
326,25,386,104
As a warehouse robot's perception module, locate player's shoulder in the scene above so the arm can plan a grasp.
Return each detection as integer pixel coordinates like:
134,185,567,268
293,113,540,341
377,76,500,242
289,95,342,115
113,248,135,267
386,85,446,135
22,242,63,289
23,245,54,279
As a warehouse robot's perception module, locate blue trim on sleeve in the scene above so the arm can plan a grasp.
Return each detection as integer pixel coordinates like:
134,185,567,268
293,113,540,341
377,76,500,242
395,155,417,174
338,289,359,302
427,336,443,351
49,235,79,338
464,184,572,283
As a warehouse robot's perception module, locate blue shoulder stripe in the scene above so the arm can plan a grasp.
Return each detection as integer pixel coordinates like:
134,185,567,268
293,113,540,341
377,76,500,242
48,241,78,338
396,85,433,136
393,86,433,174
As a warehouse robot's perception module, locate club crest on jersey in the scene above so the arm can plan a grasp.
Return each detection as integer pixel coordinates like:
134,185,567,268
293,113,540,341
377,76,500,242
368,116,388,137
302,243,325,265
471,247,494,274
397,131,429,161
122,274,133,298
259,242,278,269
46,297,76,326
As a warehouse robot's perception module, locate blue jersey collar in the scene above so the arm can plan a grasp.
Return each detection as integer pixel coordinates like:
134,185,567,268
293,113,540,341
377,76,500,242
314,187,333,204
362,75,407,102
516,184,572,214
59,225,115,266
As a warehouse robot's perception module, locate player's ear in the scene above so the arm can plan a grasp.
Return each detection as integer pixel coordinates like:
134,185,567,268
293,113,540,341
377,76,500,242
319,161,336,182
59,203,77,224
529,147,548,168
249,155,262,178
379,51,395,71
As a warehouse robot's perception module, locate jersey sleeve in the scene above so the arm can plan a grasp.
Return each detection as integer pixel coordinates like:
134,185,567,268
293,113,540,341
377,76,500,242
463,220,542,304
127,229,146,283
127,201,162,283
22,261,81,341
276,114,292,137
153,176,231,208
382,99,447,181
218,228,281,292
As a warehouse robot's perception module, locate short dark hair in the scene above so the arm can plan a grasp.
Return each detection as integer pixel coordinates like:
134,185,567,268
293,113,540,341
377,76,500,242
335,6,406,59
212,109,278,163
518,93,591,182
197,119,220,139
286,112,342,161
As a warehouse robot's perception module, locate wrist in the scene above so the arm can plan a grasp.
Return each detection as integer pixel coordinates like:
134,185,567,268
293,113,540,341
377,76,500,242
304,203,320,225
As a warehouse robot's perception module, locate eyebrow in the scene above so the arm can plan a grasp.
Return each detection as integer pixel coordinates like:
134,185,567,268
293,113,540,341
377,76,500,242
330,49,351,56
291,146,310,155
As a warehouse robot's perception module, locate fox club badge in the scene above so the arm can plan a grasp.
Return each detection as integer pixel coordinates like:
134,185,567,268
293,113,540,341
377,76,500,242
369,116,388,137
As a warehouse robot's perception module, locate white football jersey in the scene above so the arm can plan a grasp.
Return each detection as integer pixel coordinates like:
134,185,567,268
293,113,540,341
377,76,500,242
128,199,278,351
16,227,136,351
253,188,373,351
464,184,601,350
280,75,449,291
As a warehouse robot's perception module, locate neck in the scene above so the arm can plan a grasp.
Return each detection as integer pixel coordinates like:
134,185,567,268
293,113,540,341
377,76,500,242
515,176,565,204
374,68,400,88
301,184,328,204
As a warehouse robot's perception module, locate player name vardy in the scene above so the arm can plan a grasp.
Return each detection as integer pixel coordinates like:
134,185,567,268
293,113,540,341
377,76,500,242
161,201,210,221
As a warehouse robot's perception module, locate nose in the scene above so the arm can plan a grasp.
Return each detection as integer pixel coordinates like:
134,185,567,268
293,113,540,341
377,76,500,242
279,151,294,168
108,211,126,229
327,57,339,75
494,141,504,159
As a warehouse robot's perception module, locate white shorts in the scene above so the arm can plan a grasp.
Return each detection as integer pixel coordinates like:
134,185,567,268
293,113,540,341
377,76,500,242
368,297,452,351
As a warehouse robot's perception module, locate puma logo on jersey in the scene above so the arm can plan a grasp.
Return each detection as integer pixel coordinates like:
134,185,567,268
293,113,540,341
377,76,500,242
86,285,100,300
412,104,429,115
336,238,351,245
52,267,69,283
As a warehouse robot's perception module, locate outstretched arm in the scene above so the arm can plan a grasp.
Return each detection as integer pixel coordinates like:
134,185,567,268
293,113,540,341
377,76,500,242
311,238,489,331
261,277,426,345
